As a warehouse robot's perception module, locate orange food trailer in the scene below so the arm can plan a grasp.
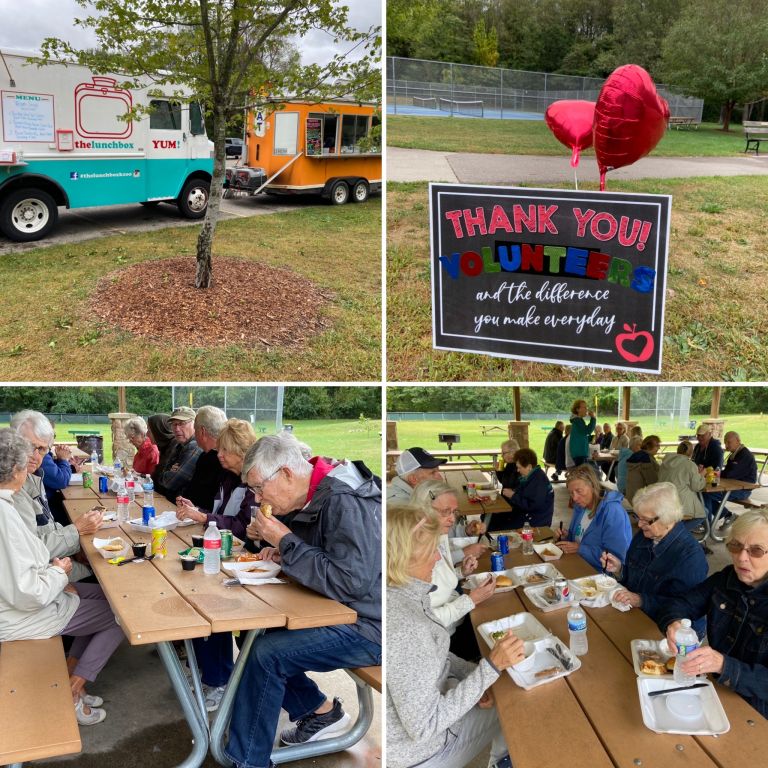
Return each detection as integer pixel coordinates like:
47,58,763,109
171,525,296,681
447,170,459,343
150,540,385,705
225,98,381,204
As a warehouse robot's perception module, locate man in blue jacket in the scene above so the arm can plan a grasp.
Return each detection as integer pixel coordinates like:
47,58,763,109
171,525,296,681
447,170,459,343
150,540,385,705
226,433,381,768
704,431,758,530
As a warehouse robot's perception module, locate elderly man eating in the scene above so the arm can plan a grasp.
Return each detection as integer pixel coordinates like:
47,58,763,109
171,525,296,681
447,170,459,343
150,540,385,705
386,447,445,502
225,434,381,768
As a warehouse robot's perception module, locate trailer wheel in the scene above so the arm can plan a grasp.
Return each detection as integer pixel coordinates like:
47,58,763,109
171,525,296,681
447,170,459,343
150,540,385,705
0,188,58,242
351,180,369,203
329,180,350,205
177,178,210,218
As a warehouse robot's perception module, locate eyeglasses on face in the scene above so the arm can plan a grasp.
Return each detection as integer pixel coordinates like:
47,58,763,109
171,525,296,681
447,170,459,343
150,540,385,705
433,507,459,518
248,466,282,495
630,511,660,526
32,444,50,455
725,541,768,558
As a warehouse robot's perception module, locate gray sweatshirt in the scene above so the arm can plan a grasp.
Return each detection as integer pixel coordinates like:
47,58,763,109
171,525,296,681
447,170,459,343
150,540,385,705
0,490,79,641
386,579,499,768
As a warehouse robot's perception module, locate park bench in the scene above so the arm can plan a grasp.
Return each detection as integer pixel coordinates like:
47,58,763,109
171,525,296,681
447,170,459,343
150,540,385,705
480,425,504,436
349,665,382,693
0,637,81,767
668,116,698,130
743,121,768,154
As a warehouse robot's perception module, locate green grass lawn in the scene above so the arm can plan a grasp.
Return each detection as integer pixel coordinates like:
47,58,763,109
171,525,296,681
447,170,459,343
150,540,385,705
388,116,747,157
0,202,381,381
387,176,768,382
390,414,768,461
0,419,382,477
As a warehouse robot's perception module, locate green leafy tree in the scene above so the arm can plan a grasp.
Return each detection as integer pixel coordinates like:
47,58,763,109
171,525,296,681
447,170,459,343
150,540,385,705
43,1,380,287
473,19,500,67
660,0,768,130
387,0,440,58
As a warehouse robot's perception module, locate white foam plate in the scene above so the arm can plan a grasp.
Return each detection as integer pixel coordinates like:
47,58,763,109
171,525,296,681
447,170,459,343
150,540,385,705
222,560,281,579
477,612,551,647
128,510,179,532
631,639,675,678
637,678,730,735
510,563,565,588
524,582,585,612
532,542,563,561
463,570,516,593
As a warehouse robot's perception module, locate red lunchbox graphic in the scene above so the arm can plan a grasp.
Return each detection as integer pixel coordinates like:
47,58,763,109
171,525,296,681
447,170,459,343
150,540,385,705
75,77,133,139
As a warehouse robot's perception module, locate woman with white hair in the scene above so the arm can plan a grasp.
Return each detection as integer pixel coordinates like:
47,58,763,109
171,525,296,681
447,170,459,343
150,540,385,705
601,482,708,635
0,429,124,726
123,416,159,476
410,481,496,660
656,510,768,718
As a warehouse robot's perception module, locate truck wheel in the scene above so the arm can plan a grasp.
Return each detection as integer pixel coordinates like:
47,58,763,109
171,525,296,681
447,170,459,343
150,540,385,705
177,178,210,218
0,189,58,242
329,180,350,205
351,180,369,203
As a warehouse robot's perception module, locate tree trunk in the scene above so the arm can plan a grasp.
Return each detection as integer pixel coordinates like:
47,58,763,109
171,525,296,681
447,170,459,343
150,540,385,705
195,107,228,288
721,100,736,132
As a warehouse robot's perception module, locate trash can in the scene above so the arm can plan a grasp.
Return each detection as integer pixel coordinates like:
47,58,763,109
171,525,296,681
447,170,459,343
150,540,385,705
283,424,293,432
75,434,104,463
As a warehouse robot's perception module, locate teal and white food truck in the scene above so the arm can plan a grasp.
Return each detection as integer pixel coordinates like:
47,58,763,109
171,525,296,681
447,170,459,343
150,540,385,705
0,50,213,241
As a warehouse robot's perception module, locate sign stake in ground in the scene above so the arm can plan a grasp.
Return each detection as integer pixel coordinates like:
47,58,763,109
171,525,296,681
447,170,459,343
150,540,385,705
430,184,671,374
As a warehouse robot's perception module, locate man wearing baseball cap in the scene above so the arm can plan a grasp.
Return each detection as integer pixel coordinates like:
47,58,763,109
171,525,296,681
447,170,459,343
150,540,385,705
387,447,446,502
156,407,203,502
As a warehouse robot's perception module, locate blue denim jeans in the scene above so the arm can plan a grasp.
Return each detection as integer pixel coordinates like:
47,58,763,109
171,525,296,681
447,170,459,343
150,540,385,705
703,489,751,521
191,632,234,687
225,624,381,768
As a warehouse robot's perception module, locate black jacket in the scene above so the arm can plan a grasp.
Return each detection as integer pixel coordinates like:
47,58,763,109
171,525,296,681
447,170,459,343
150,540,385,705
543,428,562,465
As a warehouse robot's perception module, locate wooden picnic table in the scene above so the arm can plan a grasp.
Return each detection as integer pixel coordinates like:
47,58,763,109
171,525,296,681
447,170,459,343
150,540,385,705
440,468,510,517
698,478,761,542
62,497,364,767
387,448,502,470
471,548,768,768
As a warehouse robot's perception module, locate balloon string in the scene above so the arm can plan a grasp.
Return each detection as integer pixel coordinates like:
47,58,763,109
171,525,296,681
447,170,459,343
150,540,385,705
599,171,606,192
570,146,580,168
574,167,579,190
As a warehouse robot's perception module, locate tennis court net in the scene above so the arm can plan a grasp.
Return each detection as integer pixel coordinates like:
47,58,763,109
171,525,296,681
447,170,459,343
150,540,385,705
438,98,484,117
413,96,438,110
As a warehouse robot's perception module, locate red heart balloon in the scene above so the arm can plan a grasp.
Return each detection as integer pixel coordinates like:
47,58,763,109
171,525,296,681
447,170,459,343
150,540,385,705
545,100,596,168
593,65,669,190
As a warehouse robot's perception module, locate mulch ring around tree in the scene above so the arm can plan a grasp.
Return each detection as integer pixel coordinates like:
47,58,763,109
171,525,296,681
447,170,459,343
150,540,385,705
91,257,333,349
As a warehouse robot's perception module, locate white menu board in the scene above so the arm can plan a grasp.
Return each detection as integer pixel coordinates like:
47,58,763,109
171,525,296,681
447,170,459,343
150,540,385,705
2,91,55,142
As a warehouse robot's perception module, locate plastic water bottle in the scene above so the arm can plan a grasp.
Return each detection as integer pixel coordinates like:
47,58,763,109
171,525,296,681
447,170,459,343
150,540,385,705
90,449,99,473
521,521,534,555
673,619,700,686
567,604,589,656
203,521,222,574
116,482,130,524
142,475,154,507
125,472,136,503
113,456,123,478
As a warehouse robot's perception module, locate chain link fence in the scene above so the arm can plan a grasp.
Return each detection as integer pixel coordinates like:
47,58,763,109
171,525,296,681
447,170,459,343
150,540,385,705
387,56,703,121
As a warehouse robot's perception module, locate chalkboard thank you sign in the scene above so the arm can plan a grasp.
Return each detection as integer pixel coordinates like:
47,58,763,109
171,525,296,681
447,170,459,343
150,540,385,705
430,184,671,374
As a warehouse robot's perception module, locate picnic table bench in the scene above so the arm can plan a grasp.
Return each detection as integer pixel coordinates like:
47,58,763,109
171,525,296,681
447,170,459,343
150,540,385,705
0,637,81,768
668,116,699,129
743,121,768,154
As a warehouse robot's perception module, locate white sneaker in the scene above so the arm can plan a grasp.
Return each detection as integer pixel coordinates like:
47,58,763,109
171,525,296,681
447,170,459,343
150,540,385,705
203,684,225,712
82,692,104,707
75,695,106,725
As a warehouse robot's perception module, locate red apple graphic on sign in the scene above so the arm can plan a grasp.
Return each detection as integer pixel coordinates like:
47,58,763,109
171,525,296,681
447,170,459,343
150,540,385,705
615,323,654,363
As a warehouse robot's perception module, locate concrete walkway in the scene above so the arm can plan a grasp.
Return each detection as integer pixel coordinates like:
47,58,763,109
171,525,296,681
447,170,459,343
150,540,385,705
387,146,768,184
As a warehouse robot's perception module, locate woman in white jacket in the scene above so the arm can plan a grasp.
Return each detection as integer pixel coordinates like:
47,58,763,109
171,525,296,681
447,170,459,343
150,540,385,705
411,481,496,660
0,429,124,726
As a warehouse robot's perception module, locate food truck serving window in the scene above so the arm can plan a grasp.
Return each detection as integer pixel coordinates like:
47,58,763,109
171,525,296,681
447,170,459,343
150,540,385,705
274,112,299,155
150,100,182,130
340,114,371,153
190,102,205,135
307,113,338,155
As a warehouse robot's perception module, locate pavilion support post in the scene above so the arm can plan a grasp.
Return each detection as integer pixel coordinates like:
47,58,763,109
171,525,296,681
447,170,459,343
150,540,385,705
507,421,530,448
108,412,136,465
710,387,722,418
386,420,398,479
513,387,522,421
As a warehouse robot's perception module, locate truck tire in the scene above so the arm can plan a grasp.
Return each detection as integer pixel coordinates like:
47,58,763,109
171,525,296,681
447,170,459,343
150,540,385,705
0,188,58,242
351,180,369,203
177,178,210,218
329,180,350,205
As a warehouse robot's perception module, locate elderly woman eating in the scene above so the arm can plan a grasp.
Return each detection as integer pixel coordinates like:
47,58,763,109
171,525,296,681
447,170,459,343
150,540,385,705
123,416,160,476
656,510,768,718
600,482,708,635
411,481,496,660
175,418,257,540
387,503,522,768
556,465,632,570
0,429,124,726
492,448,553,532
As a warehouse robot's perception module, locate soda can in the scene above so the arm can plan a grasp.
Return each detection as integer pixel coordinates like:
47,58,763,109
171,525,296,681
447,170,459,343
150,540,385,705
221,529,233,557
151,528,167,558
82,471,92,489
497,535,509,555
466,482,477,500
98,476,109,494
142,505,156,526
491,552,505,572
554,577,570,602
